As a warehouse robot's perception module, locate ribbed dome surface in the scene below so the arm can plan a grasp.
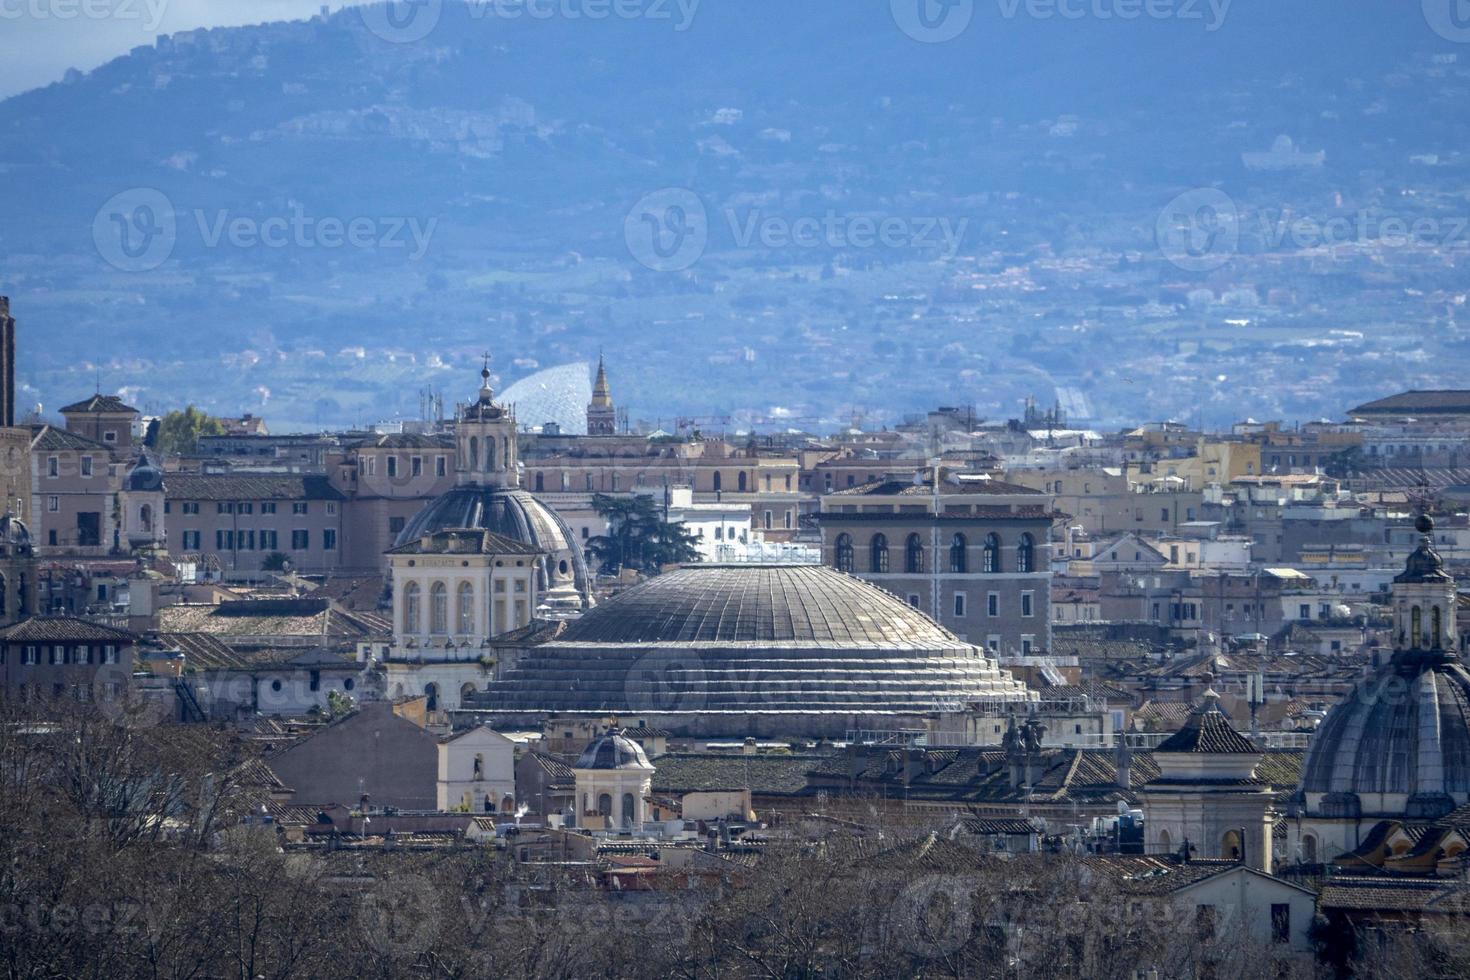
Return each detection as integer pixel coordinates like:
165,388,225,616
468,564,1034,726
556,564,962,647
397,485,590,603
575,732,653,771
1300,653,1470,806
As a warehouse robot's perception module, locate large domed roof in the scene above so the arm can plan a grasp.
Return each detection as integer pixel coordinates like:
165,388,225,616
555,564,963,648
1299,653,1470,815
466,564,1035,733
396,484,591,606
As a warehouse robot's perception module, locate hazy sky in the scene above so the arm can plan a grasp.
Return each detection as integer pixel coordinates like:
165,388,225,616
0,0,349,98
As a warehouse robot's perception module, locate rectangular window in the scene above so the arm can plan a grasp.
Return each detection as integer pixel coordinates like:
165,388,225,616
182,502,199,515
907,594,920,608
1271,904,1290,944
388,516,405,534
182,530,201,550
987,593,999,617
1022,635,1035,655
764,510,773,529
217,502,232,514
1021,592,1034,618
22,646,37,666
1299,604,1310,619
387,456,398,478
326,502,337,515
238,502,253,515
291,530,309,550
292,502,308,515
986,635,1000,654
436,456,447,477
260,529,277,550
411,456,423,477
365,457,376,476
953,593,966,618
47,496,58,513
261,502,276,514
216,529,234,550
323,529,337,551
47,456,58,478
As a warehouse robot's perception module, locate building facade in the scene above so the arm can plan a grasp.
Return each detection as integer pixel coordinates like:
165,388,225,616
817,473,1055,657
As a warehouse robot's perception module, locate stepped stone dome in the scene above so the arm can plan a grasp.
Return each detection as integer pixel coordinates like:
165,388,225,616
575,731,654,771
469,564,1035,736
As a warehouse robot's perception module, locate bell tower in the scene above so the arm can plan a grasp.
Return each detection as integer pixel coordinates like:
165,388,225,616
456,358,518,489
586,354,616,436
1392,514,1457,657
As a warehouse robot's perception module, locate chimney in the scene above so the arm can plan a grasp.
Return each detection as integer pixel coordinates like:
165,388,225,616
1114,738,1132,791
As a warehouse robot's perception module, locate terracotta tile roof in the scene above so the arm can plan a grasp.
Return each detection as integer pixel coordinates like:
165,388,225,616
1349,390,1470,417
164,473,345,501
1154,699,1260,754
29,424,109,452
59,394,138,414
155,631,249,670
649,754,823,797
0,616,135,642
830,477,1042,497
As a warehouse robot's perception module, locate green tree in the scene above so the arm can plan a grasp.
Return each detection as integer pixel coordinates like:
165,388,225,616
584,493,700,574
151,405,225,455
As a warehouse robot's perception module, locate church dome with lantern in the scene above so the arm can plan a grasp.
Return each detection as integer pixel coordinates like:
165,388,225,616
397,363,592,612
1298,515,1470,825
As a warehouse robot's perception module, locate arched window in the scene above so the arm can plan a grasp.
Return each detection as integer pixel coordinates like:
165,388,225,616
738,471,748,493
472,752,484,778
1432,605,1443,648
139,504,152,533
468,437,478,471
835,533,854,573
870,534,889,573
430,582,449,634
1159,829,1172,856
424,682,439,712
621,792,636,827
1302,834,1318,864
534,472,544,493
983,533,1002,574
463,683,478,706
1016,533,1034,573
1221,830,1242,861
457,582,474,634
402,582,421,634
597,793,612,817
950,534,968,573
905,533,924,574
1412,605,1423,649
713,472,722,493
485,437,496,472
502,436,510,471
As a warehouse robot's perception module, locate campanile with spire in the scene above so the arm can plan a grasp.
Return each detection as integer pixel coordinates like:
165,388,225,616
586,355,616,436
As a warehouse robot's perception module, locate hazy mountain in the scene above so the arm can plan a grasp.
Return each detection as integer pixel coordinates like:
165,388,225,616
0,1,1465,429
